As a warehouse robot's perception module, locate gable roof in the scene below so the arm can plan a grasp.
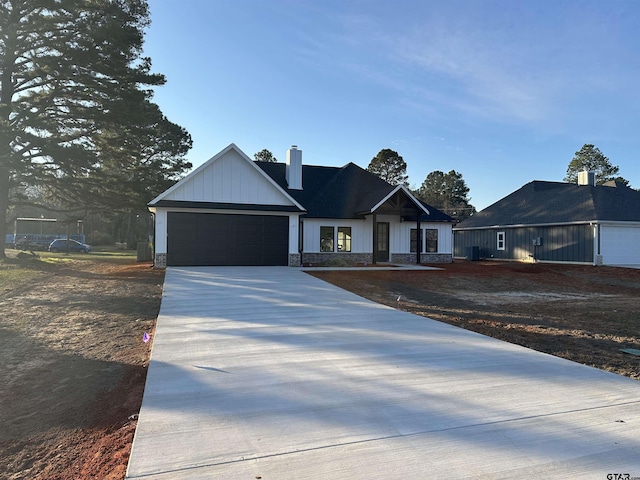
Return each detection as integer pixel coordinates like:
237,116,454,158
256,161,452,221
456,180,640,229
149,143,305,211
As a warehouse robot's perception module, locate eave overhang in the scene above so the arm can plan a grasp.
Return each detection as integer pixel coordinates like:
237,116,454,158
148,200,305,213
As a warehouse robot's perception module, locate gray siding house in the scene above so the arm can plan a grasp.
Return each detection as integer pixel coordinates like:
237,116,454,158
454,173,640,266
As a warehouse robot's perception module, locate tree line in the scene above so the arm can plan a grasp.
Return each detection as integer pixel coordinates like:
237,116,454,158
365,149,475,222
1,0,192,257
254,147,476,222
257,143,631,224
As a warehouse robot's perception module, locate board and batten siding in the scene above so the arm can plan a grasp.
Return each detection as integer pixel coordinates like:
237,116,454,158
302,218,372,253
163,149,296,207
454,225,594,263
394,222,452,254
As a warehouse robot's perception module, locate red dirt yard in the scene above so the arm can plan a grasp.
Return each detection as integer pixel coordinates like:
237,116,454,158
0,251,163,480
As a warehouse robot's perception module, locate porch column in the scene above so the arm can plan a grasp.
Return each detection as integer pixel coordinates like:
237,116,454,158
372,212,377,264
416,212,421,264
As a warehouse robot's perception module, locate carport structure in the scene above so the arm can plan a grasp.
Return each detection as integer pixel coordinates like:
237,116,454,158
127,267,640,479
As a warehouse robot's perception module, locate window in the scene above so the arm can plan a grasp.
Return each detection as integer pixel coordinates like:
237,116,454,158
410,228,421,253
320,226,334,252
497,231,505,251
426,229,438,252
337,227,351,252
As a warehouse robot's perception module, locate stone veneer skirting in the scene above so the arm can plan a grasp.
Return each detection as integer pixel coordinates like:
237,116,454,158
153,252,452,268
391,253,453,264
301,252,453,266
154,253,167,269
301,252,373,266
288,253,301,267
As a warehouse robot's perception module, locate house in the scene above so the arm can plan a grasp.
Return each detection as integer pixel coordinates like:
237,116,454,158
454,171,640,266
148,143,454,267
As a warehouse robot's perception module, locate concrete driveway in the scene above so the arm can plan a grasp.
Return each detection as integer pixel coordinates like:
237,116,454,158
126,267,640,479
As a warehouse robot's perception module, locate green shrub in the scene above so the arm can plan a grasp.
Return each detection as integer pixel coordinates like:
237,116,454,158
89,231,114,246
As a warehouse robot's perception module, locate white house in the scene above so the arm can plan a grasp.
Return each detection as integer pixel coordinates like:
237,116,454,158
148,144,454,267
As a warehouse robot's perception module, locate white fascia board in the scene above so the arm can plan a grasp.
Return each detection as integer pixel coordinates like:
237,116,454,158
370,185,430,215
148,143,306,212
596,221,640,227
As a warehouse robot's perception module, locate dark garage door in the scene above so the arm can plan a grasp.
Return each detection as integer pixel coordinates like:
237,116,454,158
167,212,289,266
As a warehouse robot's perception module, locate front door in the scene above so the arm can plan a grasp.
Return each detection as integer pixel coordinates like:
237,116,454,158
376,222,390,262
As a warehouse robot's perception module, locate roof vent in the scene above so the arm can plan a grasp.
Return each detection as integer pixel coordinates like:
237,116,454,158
577,170,596,186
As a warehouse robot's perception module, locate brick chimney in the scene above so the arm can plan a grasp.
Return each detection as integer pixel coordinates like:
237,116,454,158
286,145,302,190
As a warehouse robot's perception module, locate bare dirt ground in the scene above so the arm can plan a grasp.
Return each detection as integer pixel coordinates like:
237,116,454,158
310,261,640,381
0,250,163,480
1,257,639,479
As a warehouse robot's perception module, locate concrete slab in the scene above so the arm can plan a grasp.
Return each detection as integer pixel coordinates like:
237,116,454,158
127,267,640,479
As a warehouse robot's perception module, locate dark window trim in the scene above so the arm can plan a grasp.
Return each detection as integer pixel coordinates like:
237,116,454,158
337,226,352,252
320,226,335,252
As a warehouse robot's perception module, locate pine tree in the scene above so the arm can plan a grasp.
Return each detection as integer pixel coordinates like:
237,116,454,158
564,144,625,185
367,149,408,186
0,0,191,257
417,170,475,222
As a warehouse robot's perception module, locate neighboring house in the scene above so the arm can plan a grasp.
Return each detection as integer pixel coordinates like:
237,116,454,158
148,143,454,267
454,172,640,266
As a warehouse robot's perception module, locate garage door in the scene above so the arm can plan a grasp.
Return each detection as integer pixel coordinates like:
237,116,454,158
601,225,640,265
167,212,289,266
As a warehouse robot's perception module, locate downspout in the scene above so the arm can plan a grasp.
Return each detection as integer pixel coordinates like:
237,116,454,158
595,222,601,266
298,217,303,266
416,213,421,264
150,212,156,265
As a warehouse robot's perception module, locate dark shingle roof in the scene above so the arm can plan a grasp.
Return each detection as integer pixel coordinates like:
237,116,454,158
256,161,452,221
456,180,640,229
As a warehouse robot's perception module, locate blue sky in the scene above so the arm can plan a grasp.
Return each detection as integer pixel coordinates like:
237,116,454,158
143,0,640,210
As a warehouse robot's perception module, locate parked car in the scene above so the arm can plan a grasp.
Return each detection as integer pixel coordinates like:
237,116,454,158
49,239,91,253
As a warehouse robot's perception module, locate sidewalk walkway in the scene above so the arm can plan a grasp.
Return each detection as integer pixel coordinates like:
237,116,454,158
127,267,640,479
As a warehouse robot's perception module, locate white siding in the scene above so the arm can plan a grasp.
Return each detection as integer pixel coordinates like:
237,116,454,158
154,209,168,254
287,213,299,255
393,222,453,254
164,149,296,207
301,216,453,254
600,224,640,265
302,218,371,253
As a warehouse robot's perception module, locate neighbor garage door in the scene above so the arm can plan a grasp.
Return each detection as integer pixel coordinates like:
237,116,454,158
167,212,289,266
600,225,640,266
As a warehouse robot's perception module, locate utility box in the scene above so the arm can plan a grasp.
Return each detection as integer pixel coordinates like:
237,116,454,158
467,246,480,261
137,242,153,262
